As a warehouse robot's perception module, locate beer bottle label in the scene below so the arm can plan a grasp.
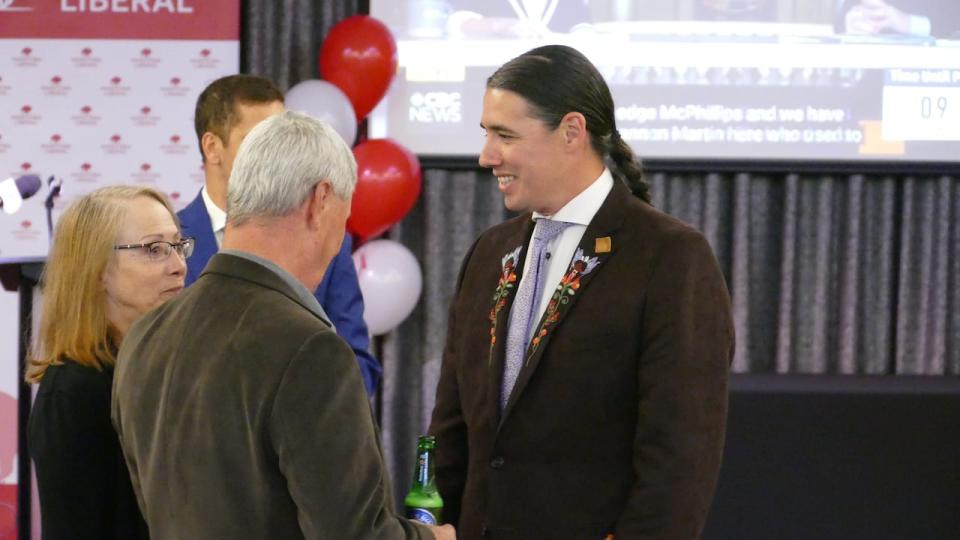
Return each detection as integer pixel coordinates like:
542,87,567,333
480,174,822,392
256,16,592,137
408,507,438,525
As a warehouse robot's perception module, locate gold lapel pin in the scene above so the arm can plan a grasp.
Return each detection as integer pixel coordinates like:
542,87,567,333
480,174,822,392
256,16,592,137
595,236,612,253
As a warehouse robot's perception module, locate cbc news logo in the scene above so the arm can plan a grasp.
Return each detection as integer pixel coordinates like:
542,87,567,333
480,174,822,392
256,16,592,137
409,91,461,124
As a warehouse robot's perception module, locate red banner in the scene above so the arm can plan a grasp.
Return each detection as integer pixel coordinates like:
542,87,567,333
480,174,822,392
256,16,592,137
0,0,239,40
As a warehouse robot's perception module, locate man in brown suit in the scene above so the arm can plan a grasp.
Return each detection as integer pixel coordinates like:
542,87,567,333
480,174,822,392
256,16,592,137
112,111,455,539
429,45,734,539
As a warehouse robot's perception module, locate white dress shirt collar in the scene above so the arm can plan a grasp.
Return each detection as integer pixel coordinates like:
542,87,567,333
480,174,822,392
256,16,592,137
518,168,614,343
532,168,614,226
201,186,227,247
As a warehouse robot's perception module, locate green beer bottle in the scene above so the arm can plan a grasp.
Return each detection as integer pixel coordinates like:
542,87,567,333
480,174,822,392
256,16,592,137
405,435,443,525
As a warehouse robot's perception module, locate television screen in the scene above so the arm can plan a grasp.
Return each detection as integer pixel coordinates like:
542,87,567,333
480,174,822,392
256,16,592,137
369,0,960,163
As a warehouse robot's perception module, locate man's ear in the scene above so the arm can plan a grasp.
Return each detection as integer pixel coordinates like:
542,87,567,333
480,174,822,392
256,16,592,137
560,112,588,151
201,132,224,165
305,180,334,229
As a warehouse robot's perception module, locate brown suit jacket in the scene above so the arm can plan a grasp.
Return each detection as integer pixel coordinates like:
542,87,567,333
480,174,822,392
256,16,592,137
112,253,430,540
430,183,734,540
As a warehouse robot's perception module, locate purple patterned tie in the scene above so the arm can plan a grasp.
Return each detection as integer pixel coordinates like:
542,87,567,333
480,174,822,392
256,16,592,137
501,218,571,410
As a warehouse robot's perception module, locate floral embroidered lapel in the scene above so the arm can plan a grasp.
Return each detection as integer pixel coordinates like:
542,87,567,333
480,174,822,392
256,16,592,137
498,183,628,422
526,247,602,355
486,219,536,417
488,245,523,356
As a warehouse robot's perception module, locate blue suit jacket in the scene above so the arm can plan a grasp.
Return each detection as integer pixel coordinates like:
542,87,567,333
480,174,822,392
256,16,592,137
178,191,380,395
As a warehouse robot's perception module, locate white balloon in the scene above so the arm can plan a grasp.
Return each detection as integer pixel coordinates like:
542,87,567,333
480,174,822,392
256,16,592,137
352,239,423,336
284,79,358,146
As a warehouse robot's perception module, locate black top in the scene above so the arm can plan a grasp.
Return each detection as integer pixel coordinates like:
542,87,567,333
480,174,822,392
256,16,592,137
28,359,148,539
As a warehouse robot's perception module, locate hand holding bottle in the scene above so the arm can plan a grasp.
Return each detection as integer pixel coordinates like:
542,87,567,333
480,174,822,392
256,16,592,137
427,523,456,540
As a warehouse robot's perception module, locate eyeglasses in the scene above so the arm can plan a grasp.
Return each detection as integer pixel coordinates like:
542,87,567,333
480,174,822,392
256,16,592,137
114,237,195,261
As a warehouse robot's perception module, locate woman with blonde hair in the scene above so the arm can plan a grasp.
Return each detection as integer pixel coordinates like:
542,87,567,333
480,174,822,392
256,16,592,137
27,185,193,539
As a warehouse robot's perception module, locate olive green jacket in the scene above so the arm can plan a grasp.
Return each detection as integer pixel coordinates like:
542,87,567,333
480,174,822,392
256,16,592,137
113,253,430,540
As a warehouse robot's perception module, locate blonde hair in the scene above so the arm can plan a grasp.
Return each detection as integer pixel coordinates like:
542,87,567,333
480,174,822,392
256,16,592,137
26,185,178,383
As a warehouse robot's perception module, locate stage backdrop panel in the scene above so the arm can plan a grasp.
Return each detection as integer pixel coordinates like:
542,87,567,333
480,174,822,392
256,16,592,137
0,1,239,537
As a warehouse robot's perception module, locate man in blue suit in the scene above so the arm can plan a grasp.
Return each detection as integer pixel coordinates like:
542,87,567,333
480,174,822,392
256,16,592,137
178,74,380,395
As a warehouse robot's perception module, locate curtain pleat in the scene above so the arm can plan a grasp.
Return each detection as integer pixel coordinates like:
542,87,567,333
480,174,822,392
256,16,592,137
897,176,956,374
860,175,897,374
950,181,960,375
837,174,864,374
243,0,360,89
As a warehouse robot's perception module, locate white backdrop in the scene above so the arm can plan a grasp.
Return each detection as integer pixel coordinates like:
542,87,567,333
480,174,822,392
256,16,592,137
1,37,240,259
0,1,239,536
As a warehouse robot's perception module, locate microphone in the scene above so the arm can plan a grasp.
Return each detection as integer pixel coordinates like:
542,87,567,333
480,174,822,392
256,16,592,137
0,174,43,214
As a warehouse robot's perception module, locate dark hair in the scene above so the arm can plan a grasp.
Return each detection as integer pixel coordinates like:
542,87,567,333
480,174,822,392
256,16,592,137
194,74,285,161
487,45,650,203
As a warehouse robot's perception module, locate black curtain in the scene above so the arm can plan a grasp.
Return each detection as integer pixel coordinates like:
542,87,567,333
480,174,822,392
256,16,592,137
242,0,364,89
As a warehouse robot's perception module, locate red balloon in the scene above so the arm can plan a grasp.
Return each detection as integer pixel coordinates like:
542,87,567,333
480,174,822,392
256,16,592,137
348,139,422,241
319,15,397,122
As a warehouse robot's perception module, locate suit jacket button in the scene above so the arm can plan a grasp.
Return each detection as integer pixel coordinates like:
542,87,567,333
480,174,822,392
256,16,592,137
481,524,490,537
490,456,505,469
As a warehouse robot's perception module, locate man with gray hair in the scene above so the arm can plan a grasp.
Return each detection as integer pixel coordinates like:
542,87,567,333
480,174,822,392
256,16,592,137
113,111,455,540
